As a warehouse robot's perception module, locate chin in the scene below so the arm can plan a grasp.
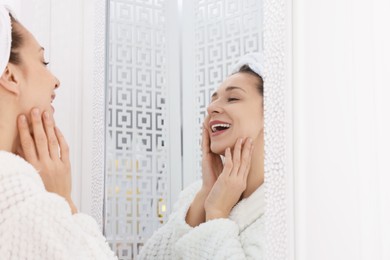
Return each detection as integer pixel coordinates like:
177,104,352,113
210,143,223,155
210,142,232,156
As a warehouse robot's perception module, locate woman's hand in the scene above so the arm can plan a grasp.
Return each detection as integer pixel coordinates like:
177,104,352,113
185,116,223,227
204,137,254,220
201,116,223,192
17,108,77,214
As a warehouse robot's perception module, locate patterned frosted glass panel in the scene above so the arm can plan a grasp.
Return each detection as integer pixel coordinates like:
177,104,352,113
194,0,263,174
105,1,170,259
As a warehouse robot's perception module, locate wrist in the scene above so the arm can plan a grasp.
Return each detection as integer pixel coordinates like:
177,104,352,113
69,203,78,215
199,186,212,197
186,190,208,227
65,197,78,214
205,209,229,221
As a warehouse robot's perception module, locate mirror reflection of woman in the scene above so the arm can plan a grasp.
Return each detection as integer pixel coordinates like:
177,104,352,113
139,53,265,259
0,6,116,259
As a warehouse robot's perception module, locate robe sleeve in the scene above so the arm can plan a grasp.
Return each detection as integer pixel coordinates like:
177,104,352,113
174,217,264,260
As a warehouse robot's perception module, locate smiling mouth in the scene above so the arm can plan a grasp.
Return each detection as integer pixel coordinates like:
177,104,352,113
211,123,231,133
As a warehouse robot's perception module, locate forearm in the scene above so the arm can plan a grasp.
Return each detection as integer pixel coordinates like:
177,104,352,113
185,188,209,227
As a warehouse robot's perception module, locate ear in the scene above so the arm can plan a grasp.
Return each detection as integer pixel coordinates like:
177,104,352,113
0,64,21,96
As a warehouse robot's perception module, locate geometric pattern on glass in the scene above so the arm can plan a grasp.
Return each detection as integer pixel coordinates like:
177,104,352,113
105,1,169,259
194,0,263,178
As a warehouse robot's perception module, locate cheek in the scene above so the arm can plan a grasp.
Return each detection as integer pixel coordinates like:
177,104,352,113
235,115,263,137
19,88,51,114
209,129,241,155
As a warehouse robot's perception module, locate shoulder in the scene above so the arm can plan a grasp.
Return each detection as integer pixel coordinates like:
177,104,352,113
172,180,202,211
164,180,202,225
179,180,203,200
0,151,42,184
237,215,265,258
0,151,36,179
0,151,46,215
0,151,44,190
239,214,265,243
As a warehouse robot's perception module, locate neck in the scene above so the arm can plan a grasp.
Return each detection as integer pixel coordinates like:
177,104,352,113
241,131,264,199
0,105,19,153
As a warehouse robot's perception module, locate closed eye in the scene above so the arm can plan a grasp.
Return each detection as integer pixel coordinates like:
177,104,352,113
43,61,50,66
227,98,239,102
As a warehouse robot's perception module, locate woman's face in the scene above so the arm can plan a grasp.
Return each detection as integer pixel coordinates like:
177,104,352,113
206,72,263,155
12,22,59,117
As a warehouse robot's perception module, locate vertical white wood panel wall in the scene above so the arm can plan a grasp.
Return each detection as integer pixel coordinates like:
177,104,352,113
293,0,390,259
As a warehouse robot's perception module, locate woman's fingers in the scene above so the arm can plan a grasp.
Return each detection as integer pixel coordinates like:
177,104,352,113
231,138,243,176
55,126,69,162
31,108,50,159
202,126,210,155
222,147,233,174
226,137,253,179
15,144,25,159
17,114,38,163
238,138,253,180
202,115,211,155
43,111,60,160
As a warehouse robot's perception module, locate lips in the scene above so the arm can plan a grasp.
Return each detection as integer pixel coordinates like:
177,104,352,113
209,120,231,136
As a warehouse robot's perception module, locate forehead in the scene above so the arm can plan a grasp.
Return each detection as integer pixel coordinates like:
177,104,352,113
14,21,41,51
212,73,260,96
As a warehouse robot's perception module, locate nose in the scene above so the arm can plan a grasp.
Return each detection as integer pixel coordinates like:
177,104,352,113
54,76,60,89
207,100,223,115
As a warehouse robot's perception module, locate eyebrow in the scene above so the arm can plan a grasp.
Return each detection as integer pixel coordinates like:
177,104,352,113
211,86,247,99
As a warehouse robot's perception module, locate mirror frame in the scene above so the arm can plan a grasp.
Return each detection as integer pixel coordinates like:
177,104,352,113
263,0,294,259
86,0,294,258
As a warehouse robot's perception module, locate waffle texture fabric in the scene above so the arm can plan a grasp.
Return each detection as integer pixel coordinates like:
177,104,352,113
138,180,265,260
0,151,117,260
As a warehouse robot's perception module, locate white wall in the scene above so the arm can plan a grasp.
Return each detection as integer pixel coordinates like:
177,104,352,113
293,0,390,259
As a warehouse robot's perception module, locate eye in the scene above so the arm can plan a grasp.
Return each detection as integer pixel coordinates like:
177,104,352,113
43,61,50,66
227,97,239,102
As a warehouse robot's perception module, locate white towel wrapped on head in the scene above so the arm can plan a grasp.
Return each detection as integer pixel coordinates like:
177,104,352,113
0,4,12,76
230,52,264,78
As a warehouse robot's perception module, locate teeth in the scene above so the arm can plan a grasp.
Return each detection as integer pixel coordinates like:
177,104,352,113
211,123,231,133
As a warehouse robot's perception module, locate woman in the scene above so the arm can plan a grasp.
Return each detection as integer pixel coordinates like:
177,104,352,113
138,53,265,259
0,6,116,259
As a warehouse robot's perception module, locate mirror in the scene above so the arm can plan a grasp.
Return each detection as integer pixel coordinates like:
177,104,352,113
103,1,289,259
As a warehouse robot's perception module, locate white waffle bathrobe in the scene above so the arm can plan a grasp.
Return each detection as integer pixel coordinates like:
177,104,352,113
0,151,117,260
138,179,265,260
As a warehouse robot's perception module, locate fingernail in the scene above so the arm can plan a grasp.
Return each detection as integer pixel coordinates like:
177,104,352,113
19,115,26,124
249,138,253,144
32,108,40,117
44,111,50,120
